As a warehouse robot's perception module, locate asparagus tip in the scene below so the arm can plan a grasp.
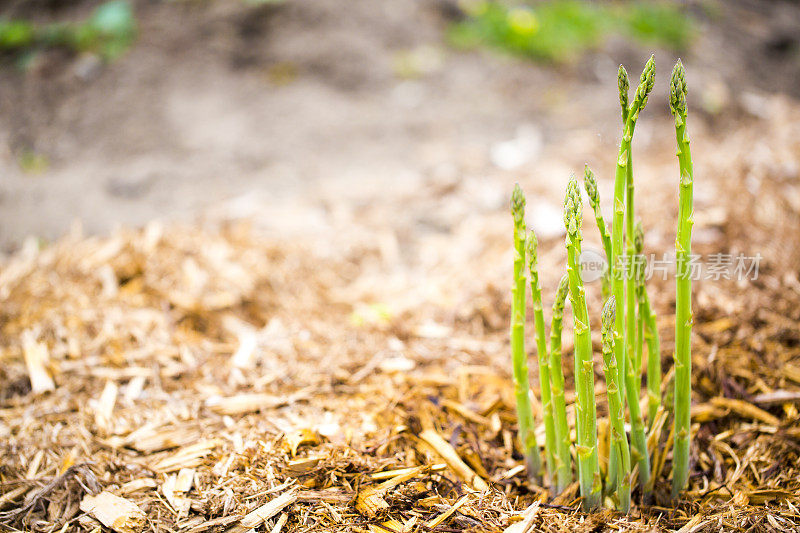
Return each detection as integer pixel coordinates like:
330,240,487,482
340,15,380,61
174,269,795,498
526,230,538,267
618,65,629,112
511,183,526,225
555,273,569,305
602,296,616,331
670,59,687,116
583,164,599,208
633,55,656,112
634,221,644,255
564,175,582,234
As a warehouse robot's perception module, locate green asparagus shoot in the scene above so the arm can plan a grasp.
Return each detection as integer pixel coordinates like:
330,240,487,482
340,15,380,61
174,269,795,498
618,65,629,125
670,58,694,498
564,176,601,510
583,164,613,298
635,223,662,426
601,296,631,512
613,56,655,491
510,184,542,483
630,223,651,492
527,232,558,488
585,161,620,490
549,273,572,493
504,55,695,510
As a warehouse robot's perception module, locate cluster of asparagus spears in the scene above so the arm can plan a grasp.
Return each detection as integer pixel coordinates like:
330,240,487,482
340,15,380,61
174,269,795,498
509,56,693,512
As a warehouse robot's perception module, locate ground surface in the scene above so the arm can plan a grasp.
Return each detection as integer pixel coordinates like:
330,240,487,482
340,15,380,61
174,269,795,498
1,1,800,532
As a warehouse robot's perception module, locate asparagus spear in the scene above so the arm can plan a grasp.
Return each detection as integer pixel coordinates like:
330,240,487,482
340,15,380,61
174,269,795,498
618,62,630,125
564,176,601,510
643,293,662,425
613,57,655,490
549,273,573,493
510,185,542,483
601,296,631,512
635,223,662,426
613,64,633,410
583,164,613,297
527,232,557,487
632,224,649,492
583,163,619,488
634,223,646,416
670,59,694,498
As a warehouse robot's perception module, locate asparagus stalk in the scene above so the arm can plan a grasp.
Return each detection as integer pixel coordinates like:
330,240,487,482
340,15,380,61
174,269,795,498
583,163,619,488
643,293,662,425
670,59,694,497
510,185,542,483
613,58,655,490
549,273,572,493
601,296,631,513
624,66,647,492
634,223,646,410
635,223,662,426
527,232,557,487
613,64,633,411
583,164,613,297
564,176,601,510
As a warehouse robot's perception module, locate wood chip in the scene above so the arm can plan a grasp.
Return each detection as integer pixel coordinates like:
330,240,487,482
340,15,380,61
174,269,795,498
206,392,304,415
418,430,489,491
22,330,55,394
370,463,446,480
80,492,145,533
504,501,541,533
710,397,781,426
425,494,470,529
94,380,119,432
752,390,800,406
228,489,297,533
183,515,242,533
119,478,158,495
269,513,288,533
357,465,426,518
150,440,220,473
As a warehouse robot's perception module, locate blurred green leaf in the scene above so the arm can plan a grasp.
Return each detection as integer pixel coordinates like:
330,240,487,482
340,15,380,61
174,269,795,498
449,0,695,63
0,1,136,60
0,20,34,48
622,3,695,50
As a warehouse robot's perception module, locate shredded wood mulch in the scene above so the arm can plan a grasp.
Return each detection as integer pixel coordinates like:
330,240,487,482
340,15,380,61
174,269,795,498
2,97,800,532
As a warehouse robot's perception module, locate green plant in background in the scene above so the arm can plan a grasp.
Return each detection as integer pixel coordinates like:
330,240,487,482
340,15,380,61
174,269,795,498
549,273,572,493
527,232,557,486
625,3,694,51
670,58,694,498
564,176,601,510
600,296,630,512
510,185,542,483
449,1,694,63
450,1,608,62
0,1,135,61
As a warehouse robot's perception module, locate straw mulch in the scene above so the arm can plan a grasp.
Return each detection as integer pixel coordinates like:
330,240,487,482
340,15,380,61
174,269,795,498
2,97,800,532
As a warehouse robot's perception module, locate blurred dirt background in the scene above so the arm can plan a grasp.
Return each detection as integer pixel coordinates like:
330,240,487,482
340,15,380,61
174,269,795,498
0,0,798,248
2,0,800,532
